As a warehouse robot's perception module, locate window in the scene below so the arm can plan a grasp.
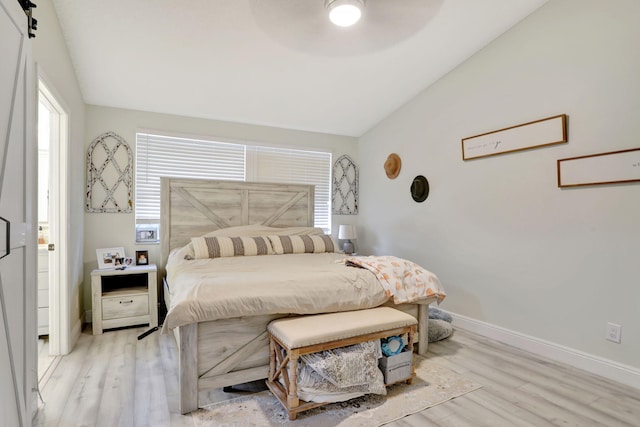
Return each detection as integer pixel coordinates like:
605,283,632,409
247,146,332,232
135,133,245,225
135,133,332,242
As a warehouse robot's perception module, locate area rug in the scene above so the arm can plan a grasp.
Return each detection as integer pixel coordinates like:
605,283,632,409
192,356,481,426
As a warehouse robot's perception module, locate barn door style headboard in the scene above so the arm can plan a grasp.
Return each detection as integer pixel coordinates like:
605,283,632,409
160,178,315,269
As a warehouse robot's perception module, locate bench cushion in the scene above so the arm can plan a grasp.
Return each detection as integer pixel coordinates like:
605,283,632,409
268,307,417,349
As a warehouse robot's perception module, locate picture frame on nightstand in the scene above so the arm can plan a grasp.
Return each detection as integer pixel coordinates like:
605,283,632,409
96,247,125,269
136,250,149,265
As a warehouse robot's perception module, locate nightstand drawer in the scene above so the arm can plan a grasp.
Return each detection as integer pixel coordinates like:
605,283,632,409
102,293,148,320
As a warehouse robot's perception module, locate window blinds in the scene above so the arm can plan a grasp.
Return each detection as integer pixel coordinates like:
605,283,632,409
247,146,332,232
135,133,332,232
135,133,246,220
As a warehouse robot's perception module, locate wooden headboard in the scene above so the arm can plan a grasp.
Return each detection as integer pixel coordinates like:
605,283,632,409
160,178,315,269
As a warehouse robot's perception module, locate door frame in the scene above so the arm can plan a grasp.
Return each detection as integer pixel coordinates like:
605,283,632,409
37,72,70,355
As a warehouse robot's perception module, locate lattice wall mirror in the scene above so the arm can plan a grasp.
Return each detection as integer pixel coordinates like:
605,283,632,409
86,131,133,213
332,155,358,215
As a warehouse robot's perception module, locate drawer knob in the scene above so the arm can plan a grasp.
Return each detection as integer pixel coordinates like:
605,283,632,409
120,300,134,305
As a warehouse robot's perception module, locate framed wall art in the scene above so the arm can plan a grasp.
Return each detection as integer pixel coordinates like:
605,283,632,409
462,114,567,160
136,224,159,243
332,155,358,215
557,147,640,188
86,131,133,212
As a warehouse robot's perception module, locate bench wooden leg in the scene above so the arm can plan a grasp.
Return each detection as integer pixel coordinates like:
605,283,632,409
407,325,417,385
287,349,300,419
268,338,276,381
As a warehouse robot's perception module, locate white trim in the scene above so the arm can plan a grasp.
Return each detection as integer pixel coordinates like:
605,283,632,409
449,312,640,390
37,72,71,355
25,36,38,425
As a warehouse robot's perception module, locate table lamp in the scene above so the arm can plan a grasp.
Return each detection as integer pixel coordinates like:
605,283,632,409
338,224,357,254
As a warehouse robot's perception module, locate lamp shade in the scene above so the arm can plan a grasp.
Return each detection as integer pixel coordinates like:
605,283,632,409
338,224,357,240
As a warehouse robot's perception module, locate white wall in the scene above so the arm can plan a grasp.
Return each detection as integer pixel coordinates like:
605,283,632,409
358,0,640,369
83,105,358,313
33,0,85,341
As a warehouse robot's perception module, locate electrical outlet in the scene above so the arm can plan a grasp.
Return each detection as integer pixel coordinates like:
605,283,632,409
606,322,622,343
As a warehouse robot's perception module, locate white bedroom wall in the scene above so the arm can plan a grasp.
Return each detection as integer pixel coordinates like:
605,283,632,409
83,105,358,316
358,0,640,370
32,0,86,341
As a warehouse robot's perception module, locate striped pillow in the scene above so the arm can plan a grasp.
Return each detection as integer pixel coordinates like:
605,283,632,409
268,234,337,255
191,236,273,259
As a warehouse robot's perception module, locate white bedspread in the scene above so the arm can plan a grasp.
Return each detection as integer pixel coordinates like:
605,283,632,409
163,253,389,330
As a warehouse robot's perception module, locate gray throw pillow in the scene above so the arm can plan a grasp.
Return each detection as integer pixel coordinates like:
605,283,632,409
428,319,453,342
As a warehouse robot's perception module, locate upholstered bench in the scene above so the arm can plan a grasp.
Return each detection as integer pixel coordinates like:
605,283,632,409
266,307,418,420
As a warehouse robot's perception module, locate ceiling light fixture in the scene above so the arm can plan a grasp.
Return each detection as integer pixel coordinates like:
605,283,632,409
325,0,364,27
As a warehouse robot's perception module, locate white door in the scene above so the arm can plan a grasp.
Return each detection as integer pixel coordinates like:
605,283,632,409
0,0,37,425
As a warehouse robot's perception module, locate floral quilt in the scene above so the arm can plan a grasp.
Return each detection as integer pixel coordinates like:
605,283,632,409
343,256,446,305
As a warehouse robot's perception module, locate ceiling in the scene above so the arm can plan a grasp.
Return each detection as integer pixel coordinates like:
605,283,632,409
52,0,548,137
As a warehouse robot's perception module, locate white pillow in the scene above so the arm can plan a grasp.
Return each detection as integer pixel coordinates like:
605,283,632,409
268,234,338,255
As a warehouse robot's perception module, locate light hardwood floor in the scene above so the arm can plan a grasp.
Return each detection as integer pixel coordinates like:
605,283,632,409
33,326,639,426
38,337,59,383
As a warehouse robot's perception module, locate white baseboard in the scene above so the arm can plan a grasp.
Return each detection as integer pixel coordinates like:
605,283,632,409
449,312,640,390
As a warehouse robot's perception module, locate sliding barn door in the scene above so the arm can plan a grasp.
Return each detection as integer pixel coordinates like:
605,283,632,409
0,0,37,425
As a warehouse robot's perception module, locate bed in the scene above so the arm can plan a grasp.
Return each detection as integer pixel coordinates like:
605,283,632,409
160,178,443,414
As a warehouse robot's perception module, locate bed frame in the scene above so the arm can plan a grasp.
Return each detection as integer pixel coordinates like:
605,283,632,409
160,178,434,414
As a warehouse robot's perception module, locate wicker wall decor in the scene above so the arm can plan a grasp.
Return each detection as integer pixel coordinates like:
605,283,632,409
332,155,358,215
86,131,133,213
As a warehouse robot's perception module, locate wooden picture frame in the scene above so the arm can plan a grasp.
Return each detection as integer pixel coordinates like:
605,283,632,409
557,147,640,188
96,247,125,269
462,114,567,160
136,250,149,266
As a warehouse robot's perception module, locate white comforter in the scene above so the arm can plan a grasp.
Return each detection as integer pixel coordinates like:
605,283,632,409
163,252,389,330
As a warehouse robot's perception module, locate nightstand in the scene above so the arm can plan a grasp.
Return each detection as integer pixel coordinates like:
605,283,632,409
91,264,158,335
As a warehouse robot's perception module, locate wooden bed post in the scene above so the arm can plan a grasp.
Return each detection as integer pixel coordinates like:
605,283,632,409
179,323,199,414
418,302,430,355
